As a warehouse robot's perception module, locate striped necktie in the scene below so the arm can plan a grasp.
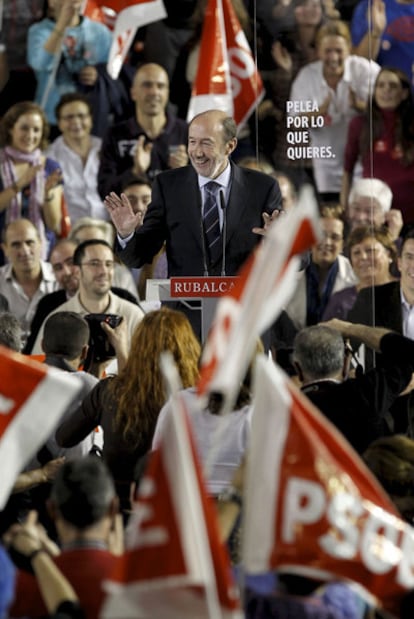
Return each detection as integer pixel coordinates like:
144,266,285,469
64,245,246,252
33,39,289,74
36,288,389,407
203,181,221,263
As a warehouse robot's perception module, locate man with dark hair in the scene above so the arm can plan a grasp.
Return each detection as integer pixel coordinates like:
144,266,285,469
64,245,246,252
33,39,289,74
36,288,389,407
31,239,144,354
24,239,138,354
8,457,120,619
42,311,90,364
293,319,414,453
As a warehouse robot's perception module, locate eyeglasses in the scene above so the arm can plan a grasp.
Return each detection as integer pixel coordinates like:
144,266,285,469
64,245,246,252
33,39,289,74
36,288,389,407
60,113,90,121
80,260,115,269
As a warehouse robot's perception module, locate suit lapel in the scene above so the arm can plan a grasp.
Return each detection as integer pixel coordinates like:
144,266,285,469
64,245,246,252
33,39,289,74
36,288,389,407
225,163,248,247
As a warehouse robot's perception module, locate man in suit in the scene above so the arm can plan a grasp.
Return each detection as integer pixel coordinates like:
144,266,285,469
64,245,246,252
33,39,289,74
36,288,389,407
104,109,282,335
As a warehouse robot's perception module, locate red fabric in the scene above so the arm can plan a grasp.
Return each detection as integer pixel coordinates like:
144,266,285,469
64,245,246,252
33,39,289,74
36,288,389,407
344,111,414,224
9,548,117,619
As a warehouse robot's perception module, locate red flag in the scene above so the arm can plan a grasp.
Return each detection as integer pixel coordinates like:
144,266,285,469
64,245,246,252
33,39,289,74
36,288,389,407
243,356,414,615
82,0,167,78
0,346,81,509
187,0,264,128
100,388,242,618
196,186,321,411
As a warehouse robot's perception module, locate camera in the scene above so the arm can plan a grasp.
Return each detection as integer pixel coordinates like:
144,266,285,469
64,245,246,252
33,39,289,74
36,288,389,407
84,313,123,365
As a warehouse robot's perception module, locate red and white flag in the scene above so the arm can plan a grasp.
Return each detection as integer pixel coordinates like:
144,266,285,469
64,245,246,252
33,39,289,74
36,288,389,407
187,0,264,128
243,356,414,616
0,346,81,509
83,0,167,79
197,185,321,412
100,382,242,618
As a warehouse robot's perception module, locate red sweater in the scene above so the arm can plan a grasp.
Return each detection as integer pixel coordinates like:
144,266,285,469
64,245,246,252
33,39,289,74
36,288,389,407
344,110,414,224
9,548,117,619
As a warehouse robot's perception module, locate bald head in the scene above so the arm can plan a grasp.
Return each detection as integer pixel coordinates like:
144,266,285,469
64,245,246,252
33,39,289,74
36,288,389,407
131,63,170,118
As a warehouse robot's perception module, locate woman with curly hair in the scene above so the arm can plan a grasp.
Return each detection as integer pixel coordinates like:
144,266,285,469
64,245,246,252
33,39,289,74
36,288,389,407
0,101,63,263
341,67,414,225
56,307,201,514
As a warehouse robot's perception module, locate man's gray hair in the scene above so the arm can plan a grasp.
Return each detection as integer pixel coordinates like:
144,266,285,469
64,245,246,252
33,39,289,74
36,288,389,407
0,312,23,352
293,325,345,380
349,178,393,213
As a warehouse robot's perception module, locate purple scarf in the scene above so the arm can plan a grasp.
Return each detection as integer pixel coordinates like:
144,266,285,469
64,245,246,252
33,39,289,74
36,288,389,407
0,146,47,257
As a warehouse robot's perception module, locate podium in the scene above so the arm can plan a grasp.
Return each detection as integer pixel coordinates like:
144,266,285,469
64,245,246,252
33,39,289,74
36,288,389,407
146,276,239,341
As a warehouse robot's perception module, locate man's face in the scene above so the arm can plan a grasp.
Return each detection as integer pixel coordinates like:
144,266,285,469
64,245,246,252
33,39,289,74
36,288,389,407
57,100,92,141
50,241,79,295
131,64,169,117
3,221,42,275
124,183,152,226
318,35,349,81
188,113,236,178
312,217,344,268
10,113,43,153
398,239,414,299
347,196,385,229
78,244,114,298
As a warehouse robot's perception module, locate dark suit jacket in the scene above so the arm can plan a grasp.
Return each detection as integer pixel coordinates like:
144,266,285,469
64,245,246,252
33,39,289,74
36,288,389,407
117,162,282,276
348,280,402,334
347,281,414,434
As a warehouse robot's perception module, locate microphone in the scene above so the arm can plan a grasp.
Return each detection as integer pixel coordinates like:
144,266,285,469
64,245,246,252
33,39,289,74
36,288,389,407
199,188,209,276
219,189,227,276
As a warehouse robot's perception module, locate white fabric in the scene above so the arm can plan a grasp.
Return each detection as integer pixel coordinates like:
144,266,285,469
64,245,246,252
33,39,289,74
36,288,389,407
153,387,252,495
285,254,358,330
47,136,108,223
400,288,414,340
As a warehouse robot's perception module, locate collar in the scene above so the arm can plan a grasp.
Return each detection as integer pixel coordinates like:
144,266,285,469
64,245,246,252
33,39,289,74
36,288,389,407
400,287,414,311
302,378,342,393
4,260,55,283
44,354,76,372
61,539,108,551
198,163,232,191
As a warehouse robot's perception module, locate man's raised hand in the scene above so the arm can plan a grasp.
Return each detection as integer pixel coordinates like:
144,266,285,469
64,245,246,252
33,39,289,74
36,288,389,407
104,191,142,239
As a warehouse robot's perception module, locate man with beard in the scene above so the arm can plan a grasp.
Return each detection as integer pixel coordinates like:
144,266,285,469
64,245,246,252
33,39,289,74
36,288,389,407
30,239,143,354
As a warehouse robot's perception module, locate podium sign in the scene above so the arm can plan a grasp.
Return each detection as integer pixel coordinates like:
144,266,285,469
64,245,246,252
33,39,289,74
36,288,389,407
170,276,238,298
146,277,239,341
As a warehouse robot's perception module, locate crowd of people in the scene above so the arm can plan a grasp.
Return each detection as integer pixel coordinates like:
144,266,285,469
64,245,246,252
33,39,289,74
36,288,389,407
1,0,414,617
